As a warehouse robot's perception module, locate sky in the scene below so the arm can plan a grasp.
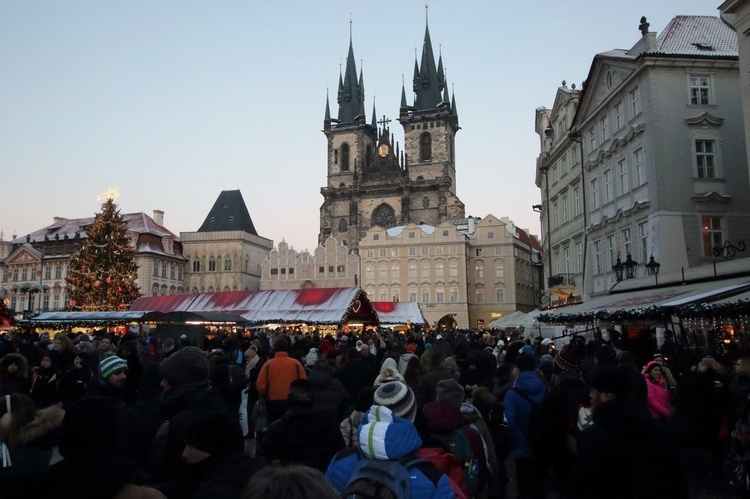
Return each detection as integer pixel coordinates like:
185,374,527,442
0,1,721,252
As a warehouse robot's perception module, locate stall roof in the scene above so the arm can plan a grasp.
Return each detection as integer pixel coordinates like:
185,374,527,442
150,311,249,324
488,310,527,329
543,276,750,318
371,302,426,325
131,287,379,325
22,311,156,323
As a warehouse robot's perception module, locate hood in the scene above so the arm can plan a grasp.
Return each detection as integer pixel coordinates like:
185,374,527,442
375,358,405,385
423,401,467,433
398,353,418,375
308,369,334,388
282,407,337,437
357,405,422,460
1,352,29,378
514,371,547,403
14,404,65,446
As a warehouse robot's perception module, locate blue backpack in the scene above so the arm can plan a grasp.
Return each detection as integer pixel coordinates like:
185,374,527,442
342,454,434,499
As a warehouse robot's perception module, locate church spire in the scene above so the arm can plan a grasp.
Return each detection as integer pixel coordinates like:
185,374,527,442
336,20,364,124
400,75,408,109
371,97,377,128
413,11,443,110
324,90,331,122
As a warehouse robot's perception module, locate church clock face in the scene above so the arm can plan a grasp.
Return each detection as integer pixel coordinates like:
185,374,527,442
378,144,390,157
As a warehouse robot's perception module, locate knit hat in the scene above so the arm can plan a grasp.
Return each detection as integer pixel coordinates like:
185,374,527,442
541,338,553,346
644,361,662,375
356,340,363,352
185,411,244,456
540,354,554,366
159,346,209,386
553,345,581,374
520,344,534,356
374,381,416,422
590,367,631,395
405,343,417,353
287,379,315,407
99,355,128,378
436,378,465,407
273,337,289,352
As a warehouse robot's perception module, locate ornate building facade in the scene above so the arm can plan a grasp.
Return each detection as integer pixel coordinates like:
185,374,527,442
319,20,465,253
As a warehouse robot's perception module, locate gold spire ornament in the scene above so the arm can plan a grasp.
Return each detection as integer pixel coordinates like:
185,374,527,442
96,188,120,202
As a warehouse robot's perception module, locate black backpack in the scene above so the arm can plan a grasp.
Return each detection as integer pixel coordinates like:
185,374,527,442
512,387,549,457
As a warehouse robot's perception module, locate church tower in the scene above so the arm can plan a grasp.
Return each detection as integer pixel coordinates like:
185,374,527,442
319,15,464,253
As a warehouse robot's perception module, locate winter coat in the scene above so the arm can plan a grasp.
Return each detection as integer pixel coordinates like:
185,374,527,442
262,405,345,472
0,353,30,397
30,367,59,408
727,374,750,423
340,410,366,448
0,403,64,491
335,359,375,399
308,369,350,422
326,405,454,499
645,376,670,420
255,351,306,401
162,452,264,499
398,353,419,376
504,370,547,458
418,367,460,408
84,375,126,406
568,395,687,499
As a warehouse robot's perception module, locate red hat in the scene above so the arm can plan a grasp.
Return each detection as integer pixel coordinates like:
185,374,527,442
405,343,417,353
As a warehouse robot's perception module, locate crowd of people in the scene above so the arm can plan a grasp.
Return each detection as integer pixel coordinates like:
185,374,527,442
0,325,749,498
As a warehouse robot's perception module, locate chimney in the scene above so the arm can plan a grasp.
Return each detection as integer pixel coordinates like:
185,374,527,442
153,210,164,226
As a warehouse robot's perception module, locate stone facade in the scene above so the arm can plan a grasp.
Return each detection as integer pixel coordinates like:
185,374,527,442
260,236,359,290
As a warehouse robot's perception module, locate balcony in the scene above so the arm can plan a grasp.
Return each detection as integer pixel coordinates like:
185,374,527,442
547,273,578,301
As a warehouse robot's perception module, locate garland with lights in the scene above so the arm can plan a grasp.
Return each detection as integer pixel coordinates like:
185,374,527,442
66,196,141,311
676,298,750,319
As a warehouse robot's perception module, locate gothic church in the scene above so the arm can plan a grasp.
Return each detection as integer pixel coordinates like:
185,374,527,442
319,19,465,252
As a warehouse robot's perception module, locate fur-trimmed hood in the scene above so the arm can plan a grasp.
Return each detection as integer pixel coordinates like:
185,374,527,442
1,352,30,379
14,404,65,446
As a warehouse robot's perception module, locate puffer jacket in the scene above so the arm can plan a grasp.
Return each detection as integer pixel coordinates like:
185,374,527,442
326,405,454,499
504,370,547,458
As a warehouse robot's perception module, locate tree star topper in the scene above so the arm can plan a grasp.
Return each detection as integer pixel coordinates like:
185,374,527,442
97,187,121,202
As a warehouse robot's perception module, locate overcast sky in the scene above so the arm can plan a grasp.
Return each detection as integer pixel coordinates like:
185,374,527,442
1,1,721,252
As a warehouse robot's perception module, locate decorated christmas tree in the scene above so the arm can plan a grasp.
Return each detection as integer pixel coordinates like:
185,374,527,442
66,189,141,311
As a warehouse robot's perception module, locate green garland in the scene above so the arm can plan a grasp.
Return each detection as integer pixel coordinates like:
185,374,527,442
676,298,750,319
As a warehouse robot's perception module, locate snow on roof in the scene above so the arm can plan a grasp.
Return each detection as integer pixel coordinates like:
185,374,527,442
385,224,436,237
655,16,737,57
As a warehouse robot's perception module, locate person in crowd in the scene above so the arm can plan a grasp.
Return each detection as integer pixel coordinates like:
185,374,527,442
0,393,64,498
158,411,264,499
359,341,378,373
96,335,115,364
728,356,750,424
308,359,350,424
616,350,647,406
151,346,226,483
326,402,453,498
340,386,376,449
335,346,375,400
207,350,245,420
243,464,341,499
262,379,345,471
568,367,686,498
256,336,306,426
30,332,53,367
161,338,177,360
432,333,455,359
32,396,164,498
119,364,164,471
0,353,30,397
643,360,670,424
50,334,75,373
85,355,128,405
472,387,509,499
244,345,263,439
504,352,548,499
418,351,459,408
374,357,405,385
651,353,678,391
398,349,419,376
30,353,59,408
57,351,93,407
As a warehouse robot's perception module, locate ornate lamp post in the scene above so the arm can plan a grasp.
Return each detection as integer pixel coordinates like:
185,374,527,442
623,254,639,279
645,255,661,275
612,252,624,282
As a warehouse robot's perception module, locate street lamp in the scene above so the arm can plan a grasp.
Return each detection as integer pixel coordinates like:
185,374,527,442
612,253,624,282
645,255,661,275
623,254,639,279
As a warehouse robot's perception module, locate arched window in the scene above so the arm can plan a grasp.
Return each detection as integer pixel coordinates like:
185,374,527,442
224,257,232,271
191,287,199,294
151,284,159,297
207,286,215,293
371,203,397,229
341,143,350,171
208,257,216,272
193,257,200,272
420,132,432,161
339,219,347,232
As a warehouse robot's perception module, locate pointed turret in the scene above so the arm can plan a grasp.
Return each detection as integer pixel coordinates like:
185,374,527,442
437,53,445,90
413,22,443,110
451,92,458,118
371,99,377,128
400,81,408,109
337,34,364,124
325,93,331,121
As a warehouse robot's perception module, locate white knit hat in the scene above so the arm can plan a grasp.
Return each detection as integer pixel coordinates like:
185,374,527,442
374,381,416,422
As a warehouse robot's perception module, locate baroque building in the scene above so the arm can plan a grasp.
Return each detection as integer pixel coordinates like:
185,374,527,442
319,19,465,253
568,16,750,298
0,211,185,312
181,190,273,293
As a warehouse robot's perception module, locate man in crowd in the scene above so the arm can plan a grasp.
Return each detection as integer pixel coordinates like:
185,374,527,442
256,336,306,425
85,355,128,404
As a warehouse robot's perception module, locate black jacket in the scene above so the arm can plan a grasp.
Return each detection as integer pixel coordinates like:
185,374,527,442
568,394,686,499
308,369,350,422
261,405,345,472
335,359,375,399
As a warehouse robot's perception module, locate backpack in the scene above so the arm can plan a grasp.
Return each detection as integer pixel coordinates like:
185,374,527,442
512,387,549,457
430,428,480,497
342,454,431,499
417,447,469,499
227,364,249,392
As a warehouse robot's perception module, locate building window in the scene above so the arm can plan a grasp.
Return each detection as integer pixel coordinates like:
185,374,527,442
689,75,710,105
588,128,596,153
42,293,49,310
408,247,416,256
496,288,505,303
607,234,616,268
590,178,600,210
599,116,608,142
695,140,716,178
562,195,569,224
603,169,612,203
339,219,347,232
614,101,624,130
449,259,458,278
365,263,374,281
408,261,417,279
30,268,37,281
436,287,444,303
55,265,62,279
594,240,603,274
391,248,399,257
422,289,430,303
341,143,350,171
475,248,483,257
487,231,495,239
435,260,444,278
329,265,334,273
421,260,430,279
634,147,645,186
450,287,459,303
573,186,581,216
224,257,232,271
153,263,159,277
44,266,51,280
280,268,286,275
630,85,641,116
409,288,417,302
622,228,632,257
618,159,628,194
475,261,484,280
193,258,200,272
702,216,724,257
421,246,429,256
475,289,485,304
208,257,216,272
379,262,388,281
270,268,278,275
420,132,432,161
366,250,374,258
373,234,379,240
161,263,167,278
442,230,449,236
379,248,387,258
638,221,649,262
178,266,183,280
495,260,504,279
391,262,399,279
552,202,558,229
575,242,583,273
379,288,388,302
408,231,415,239
392,289,400,302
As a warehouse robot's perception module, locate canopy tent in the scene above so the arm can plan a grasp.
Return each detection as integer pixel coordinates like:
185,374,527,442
488,311,527,329
149,311,249,324
371,302,426,325
130,287,379,325
17,310,159,329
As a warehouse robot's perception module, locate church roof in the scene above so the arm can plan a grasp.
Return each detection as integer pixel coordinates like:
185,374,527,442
197,190,258,234
654,16,737,57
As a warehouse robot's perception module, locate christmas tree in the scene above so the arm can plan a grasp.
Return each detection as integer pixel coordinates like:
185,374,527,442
66,189,141,311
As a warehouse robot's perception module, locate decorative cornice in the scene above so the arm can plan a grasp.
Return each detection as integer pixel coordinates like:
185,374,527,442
588,199,650,231
587,123,646,171
691,191,732,204
685,112,724,128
